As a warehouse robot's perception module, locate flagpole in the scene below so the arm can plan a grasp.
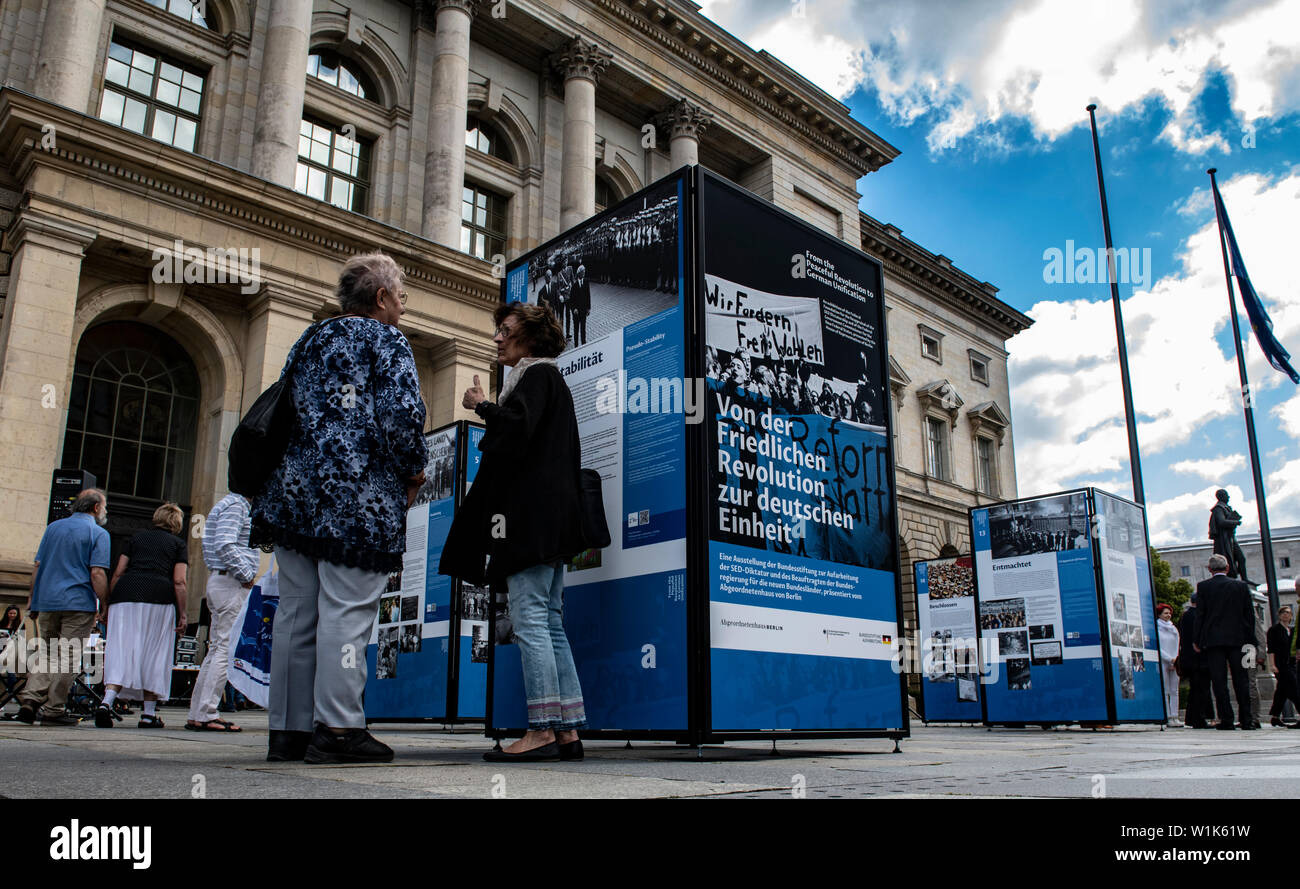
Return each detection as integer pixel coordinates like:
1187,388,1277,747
1208,167,1280,619
1086,104,1146,505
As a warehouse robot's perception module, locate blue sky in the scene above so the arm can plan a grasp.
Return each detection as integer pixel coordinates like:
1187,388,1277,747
698,0,1300,547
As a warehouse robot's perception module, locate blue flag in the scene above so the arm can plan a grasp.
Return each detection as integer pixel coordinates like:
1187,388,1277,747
1211,178,1300,384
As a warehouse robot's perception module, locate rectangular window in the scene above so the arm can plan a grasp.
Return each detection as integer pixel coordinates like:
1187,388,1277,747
1282,557,1292,569
461,184,507,261
98,38,204,152
970,352,990,385
921,333,941,362
976,436,996,495
1180,565,1191,577
925,416,948,481
294,117,371,213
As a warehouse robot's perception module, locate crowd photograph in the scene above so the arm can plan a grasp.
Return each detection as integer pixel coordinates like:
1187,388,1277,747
988,493,1090,559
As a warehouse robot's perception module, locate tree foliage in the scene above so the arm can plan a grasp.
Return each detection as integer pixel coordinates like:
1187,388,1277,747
1150,547,1193,620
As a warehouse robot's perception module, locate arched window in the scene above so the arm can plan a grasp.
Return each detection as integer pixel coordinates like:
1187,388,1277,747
63,322,200,505
144,0,210,28
308,51,376,101
595,175,618,214
465,117,513,164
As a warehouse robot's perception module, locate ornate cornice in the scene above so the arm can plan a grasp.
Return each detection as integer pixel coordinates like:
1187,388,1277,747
548,36,614,85
654,98,712,141
581,0,897,175
418,0,480,29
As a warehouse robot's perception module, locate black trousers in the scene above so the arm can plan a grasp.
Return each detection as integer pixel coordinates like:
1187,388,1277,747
1186,665,1213,725
1270,661,1300,717
1205,645,1252,726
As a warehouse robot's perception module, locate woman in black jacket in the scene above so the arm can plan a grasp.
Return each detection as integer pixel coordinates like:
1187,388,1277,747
441,302,587,762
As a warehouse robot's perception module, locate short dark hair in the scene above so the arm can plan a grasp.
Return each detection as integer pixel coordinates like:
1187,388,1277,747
72,489,106,514
494,302,566,358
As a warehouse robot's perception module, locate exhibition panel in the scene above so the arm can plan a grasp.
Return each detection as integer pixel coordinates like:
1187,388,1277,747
914,555,982,723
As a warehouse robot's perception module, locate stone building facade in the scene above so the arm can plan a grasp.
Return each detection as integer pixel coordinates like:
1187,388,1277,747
0,0,1029,633
1157,526,1300,614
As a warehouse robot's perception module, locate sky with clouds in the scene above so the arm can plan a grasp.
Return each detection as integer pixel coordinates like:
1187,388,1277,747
698,0,1300,550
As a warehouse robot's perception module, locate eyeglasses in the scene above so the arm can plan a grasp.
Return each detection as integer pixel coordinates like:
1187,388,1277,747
493,325,516,340
397,290,408,305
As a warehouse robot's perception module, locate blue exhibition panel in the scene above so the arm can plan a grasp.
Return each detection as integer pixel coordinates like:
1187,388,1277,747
914,556,982,723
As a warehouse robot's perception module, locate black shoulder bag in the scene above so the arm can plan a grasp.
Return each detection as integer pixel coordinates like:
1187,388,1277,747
227,317,344,497
577,467,611,549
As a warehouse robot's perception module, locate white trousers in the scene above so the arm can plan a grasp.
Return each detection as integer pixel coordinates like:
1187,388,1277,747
1162,664,1180,720
187,573,249,722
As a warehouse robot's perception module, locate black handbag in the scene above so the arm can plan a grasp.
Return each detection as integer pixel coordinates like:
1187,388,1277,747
577,467,611,549
227,317,343,497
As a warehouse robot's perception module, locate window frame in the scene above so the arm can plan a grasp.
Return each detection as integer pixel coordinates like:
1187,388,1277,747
307,49,379,103
460,181,509,262
919,324,944,364
975,434,998,496
924,415,950,482
969,349,991,386
294,114,373,214
98,35,207,153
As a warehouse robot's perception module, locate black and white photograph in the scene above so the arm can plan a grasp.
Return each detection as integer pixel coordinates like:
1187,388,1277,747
927,629,955,682
460,582,488,622
1110,623,1129,647
924,557,974,599
1006,658,1032,691
412,427,457,508
401,596,418,622
1127,625,1145,649
998,629,1029,656
1096,492,1149,558
400,624,421,654
979,597,1026,630
1130,650,1146,672
378,594,400,625
384,570,402,594
1111,593,1128,621
956,675,979,703
1030,641,1063,665
525,183,679,351
987,491,1090,558
1028,623,1054,640
376,626,399,680
471,624,489,664
1118,652,1136,699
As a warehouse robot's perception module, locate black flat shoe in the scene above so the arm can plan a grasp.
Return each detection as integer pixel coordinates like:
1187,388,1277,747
558,739,584,761
483,741,561,762
267,729,312,762
94,706,114,729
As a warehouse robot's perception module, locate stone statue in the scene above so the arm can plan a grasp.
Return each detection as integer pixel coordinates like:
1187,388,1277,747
1209,489,1249,583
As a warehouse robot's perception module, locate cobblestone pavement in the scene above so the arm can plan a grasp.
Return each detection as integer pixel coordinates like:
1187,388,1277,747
3,709,1297,799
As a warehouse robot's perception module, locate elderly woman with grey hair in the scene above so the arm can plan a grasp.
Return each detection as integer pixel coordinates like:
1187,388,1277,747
251,252,428,764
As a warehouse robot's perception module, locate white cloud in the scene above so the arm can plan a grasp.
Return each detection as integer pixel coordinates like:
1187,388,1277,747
1146,484,1255,546
1171,454,1248,479
696,0,1300,154
1008,170,1300,543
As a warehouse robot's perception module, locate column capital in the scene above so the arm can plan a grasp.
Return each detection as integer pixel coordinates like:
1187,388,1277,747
548,36,613,85
6,212,97,255
420,0,479,28
655,99,713,141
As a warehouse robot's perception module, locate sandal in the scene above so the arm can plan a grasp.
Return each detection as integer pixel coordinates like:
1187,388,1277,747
185,719,240,732
137,714,165,729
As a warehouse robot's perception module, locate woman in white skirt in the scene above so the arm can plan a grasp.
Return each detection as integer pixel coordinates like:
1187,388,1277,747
96,503,188,728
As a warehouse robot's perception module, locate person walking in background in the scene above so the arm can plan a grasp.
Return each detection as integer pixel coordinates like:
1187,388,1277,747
96,503,188,729
17,489,111,727
1267,605,1300,727
186,492,258,732
1,604,24,697
1195,554,1256,730
251,252,427,764
1179,596,1212,728
1156,602,1181,726
442,302,590,763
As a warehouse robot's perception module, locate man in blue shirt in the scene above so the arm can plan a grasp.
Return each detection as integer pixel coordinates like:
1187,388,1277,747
18,489,111,726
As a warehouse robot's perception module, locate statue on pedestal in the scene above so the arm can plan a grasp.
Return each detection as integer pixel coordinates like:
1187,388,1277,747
1209,489,1250,583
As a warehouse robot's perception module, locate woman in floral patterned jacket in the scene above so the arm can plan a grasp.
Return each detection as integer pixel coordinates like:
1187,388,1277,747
251,252,428,765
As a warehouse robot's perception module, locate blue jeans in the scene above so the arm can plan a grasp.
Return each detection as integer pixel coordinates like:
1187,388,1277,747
508,561,586,731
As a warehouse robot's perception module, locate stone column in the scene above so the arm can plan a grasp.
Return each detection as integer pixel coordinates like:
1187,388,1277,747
0,213,96,564
33,0,107,112
251,0,314,187
655,99,712,170
421,0,478,247
241,292,316,411
428,338,496,426
549,37,611,232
